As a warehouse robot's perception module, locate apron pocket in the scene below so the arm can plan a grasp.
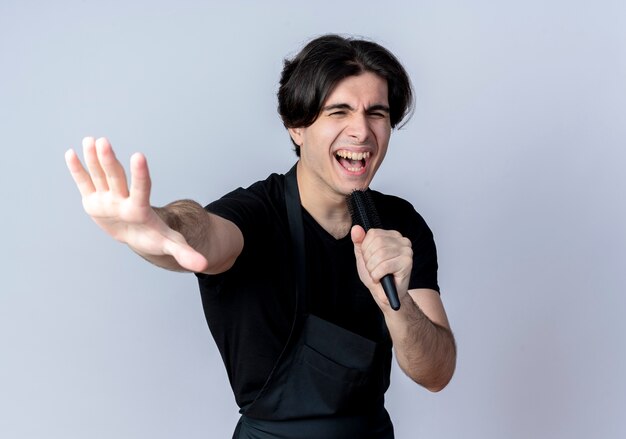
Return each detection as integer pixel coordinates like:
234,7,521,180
277,315,379,417
303,314,377,370
243,314,385,420
299,344,368,384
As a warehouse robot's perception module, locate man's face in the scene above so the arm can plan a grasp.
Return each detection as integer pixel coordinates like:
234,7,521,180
290,71,392,201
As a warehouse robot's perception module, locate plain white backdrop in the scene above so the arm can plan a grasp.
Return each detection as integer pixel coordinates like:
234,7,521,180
1,1,625,438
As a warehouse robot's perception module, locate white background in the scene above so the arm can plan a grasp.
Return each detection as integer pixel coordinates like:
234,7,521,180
1,1,625,438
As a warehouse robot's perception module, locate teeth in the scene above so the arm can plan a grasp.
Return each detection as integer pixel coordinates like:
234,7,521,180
335,150,370,160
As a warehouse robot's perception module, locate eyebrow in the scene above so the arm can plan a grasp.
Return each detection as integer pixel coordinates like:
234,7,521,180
322,103,390,113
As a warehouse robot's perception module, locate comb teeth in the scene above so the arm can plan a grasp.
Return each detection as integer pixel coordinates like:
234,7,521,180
346,189,381,231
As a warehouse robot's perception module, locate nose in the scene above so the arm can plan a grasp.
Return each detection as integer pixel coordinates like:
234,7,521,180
345,113,370,143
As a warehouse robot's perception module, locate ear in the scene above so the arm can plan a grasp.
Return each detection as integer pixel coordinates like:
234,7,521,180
288,127,303,147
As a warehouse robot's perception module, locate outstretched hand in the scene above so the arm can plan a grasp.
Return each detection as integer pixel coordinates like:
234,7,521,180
351,225,413,309
65,137,209,272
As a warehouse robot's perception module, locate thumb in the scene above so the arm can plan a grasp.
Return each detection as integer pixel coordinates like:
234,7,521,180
350,225,366,245
177,249,210,273
162,235,210,273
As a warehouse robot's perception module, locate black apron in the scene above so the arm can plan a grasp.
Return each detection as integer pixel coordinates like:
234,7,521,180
233,165,394,439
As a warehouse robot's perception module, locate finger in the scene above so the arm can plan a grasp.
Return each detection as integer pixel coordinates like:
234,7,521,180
369,257,406,282
360,230,407,260
368,244,413,284
95,137,129,197
65,148,96,197
129,152,152,207
350,225,366,245
361,233,412,275
83,137,109,192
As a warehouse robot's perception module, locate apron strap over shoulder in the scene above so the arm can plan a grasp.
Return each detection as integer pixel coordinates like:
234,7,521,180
284,163,307,315
239,162,307,417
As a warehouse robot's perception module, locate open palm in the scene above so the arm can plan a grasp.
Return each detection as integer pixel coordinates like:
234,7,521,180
65,137,208,272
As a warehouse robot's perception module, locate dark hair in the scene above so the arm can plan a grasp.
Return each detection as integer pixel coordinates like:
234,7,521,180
278,34,414,156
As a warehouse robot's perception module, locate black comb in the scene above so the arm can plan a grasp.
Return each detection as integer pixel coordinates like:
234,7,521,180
347,190,401,311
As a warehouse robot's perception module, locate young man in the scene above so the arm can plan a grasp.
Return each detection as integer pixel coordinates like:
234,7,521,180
65,34,456,438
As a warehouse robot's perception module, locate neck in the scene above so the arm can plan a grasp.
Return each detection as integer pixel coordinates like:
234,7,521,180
296,162,352,239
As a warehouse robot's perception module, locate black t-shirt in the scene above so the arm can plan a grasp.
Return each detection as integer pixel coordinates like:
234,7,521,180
196,172,439,408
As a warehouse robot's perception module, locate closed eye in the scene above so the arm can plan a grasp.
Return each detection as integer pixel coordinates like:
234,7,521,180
367,105,390,119
368,112,387,118
323,103,352,117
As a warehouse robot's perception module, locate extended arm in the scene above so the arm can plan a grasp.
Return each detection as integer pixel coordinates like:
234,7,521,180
65,137,243,274
351,226,456,391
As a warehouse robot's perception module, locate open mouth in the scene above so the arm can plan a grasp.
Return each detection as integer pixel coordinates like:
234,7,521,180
335,150,370,172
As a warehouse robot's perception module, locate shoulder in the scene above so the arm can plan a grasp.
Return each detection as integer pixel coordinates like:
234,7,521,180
370,190,416,211
369,190,430,231
213,172,285,205
245,172,286,196
206,173,286,216
204,172,288,240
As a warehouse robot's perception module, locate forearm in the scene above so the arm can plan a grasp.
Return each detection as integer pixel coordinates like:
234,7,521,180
384,293,456,392
150,199,242,274
123,199,208,272
154,199,211,250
